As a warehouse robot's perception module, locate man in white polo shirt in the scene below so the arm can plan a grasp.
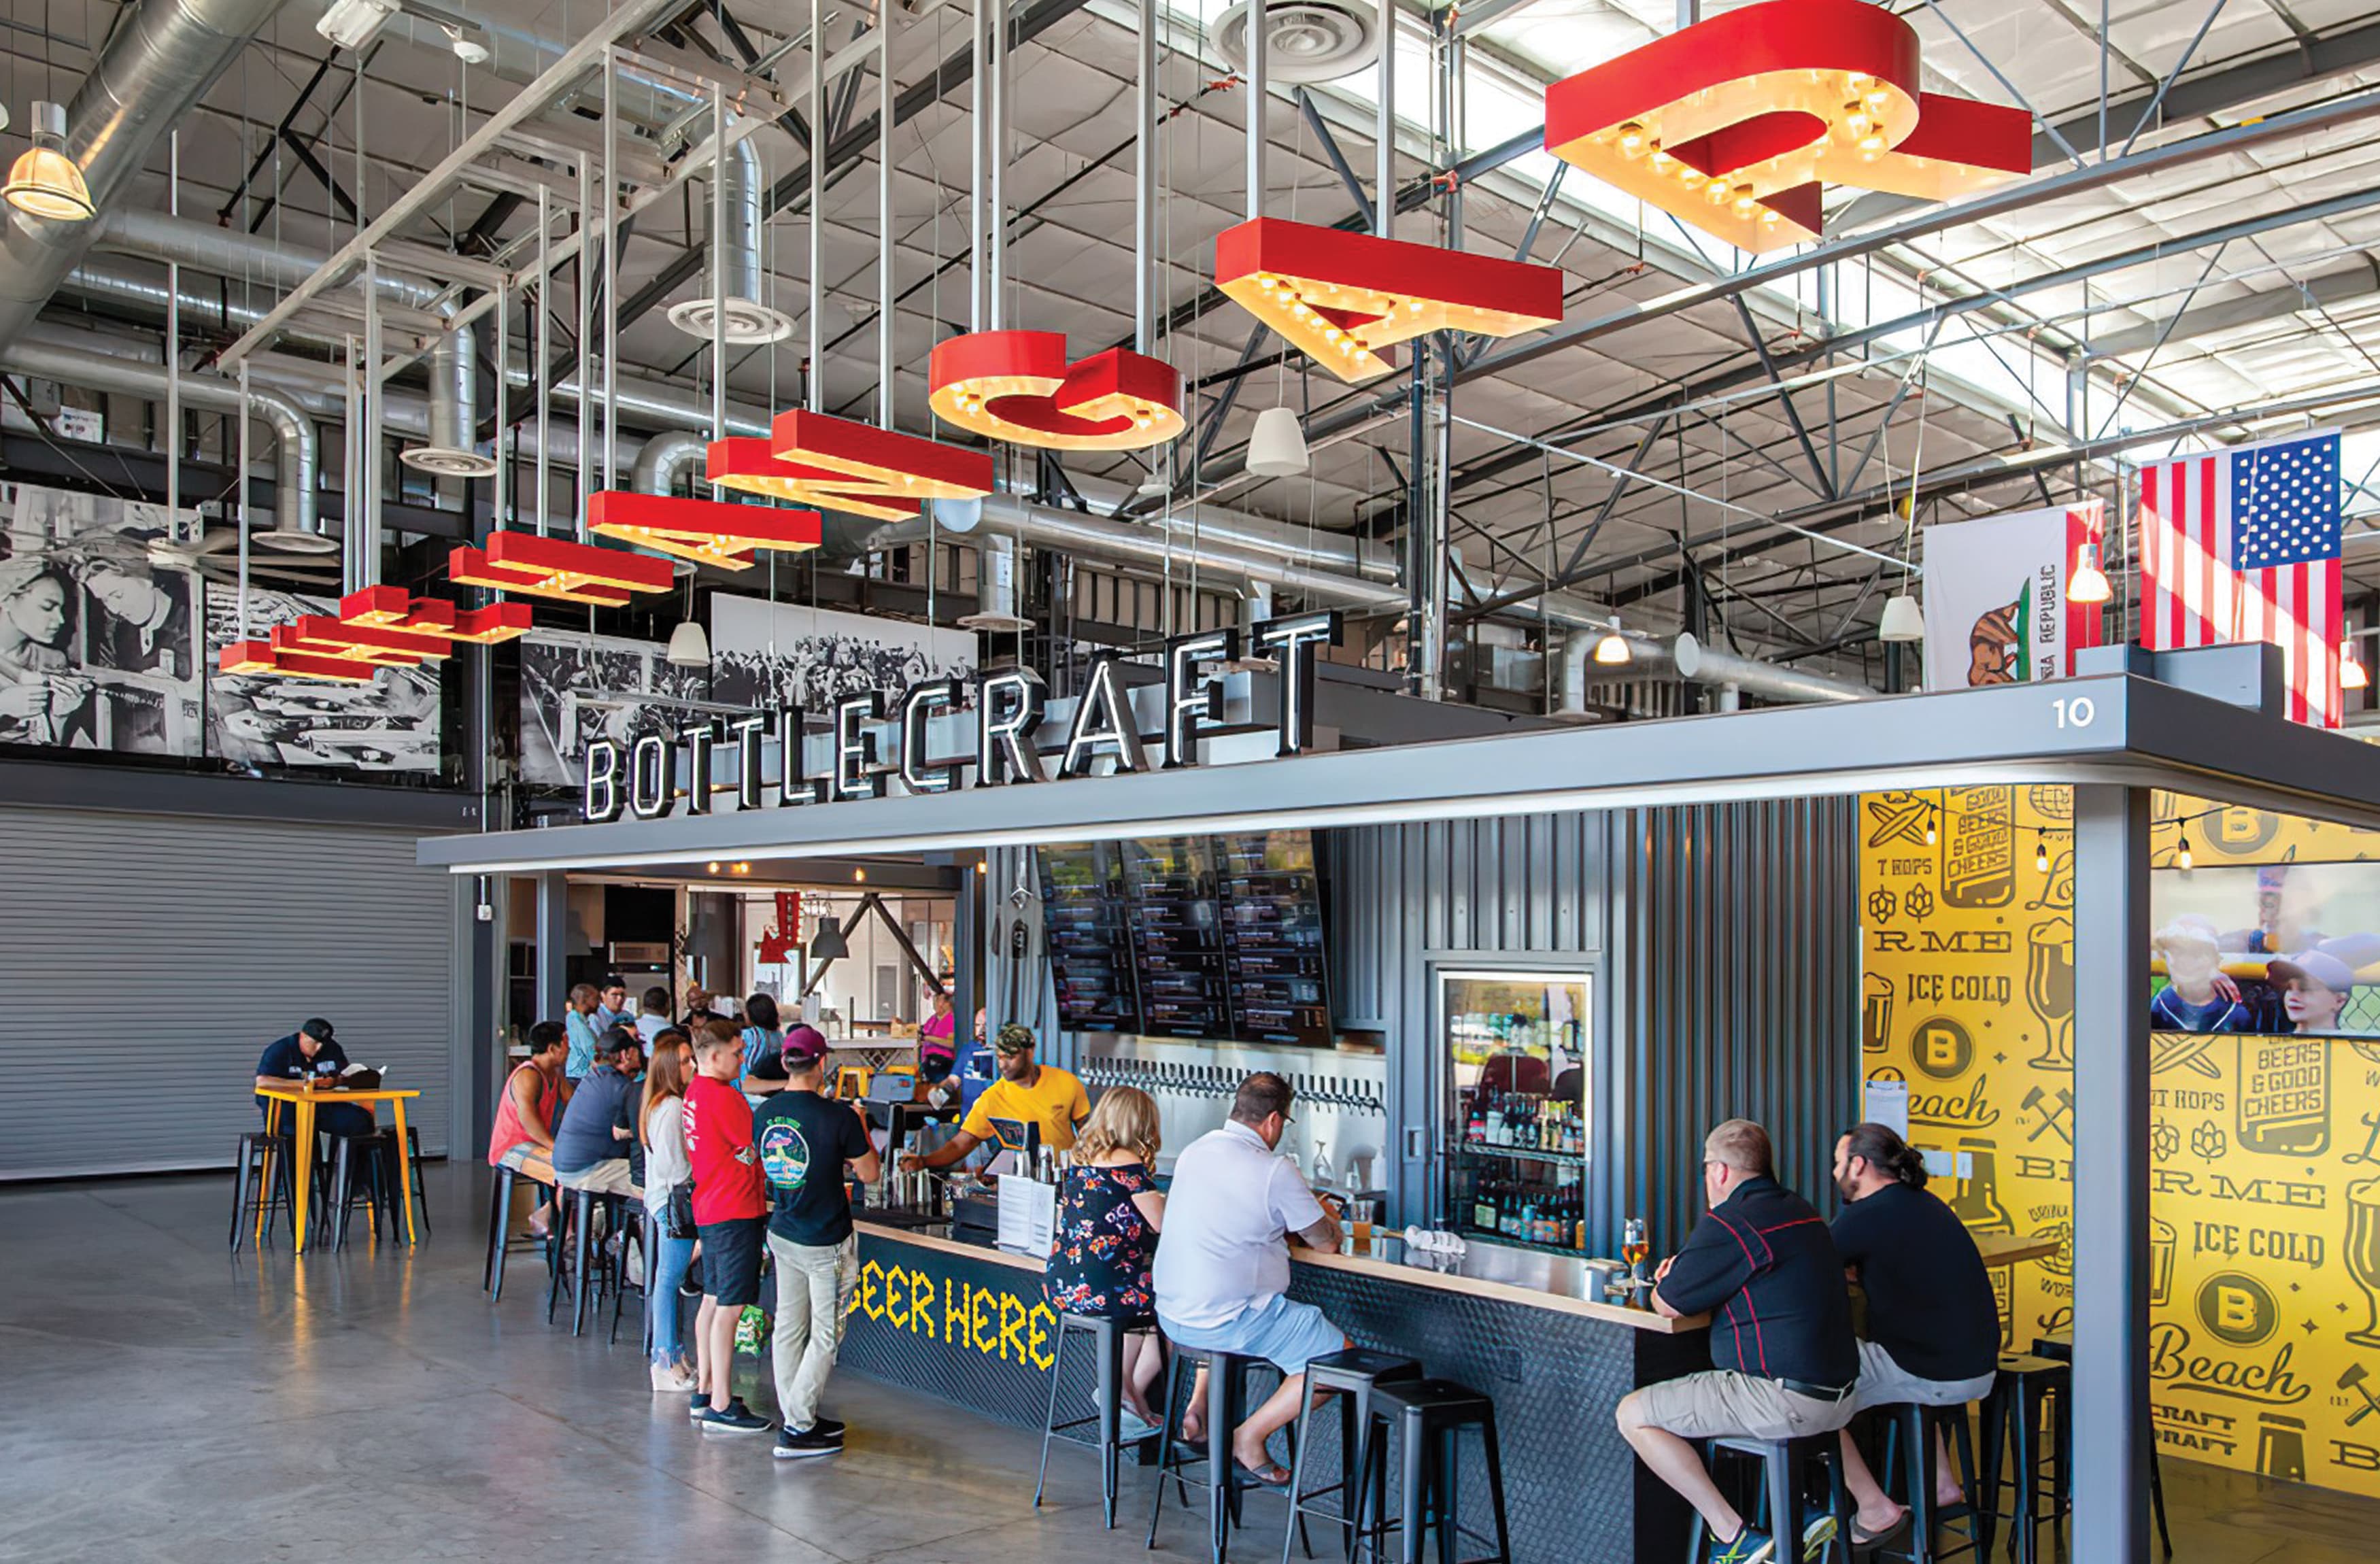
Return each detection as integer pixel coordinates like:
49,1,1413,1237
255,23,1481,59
1152,1072,1344,1487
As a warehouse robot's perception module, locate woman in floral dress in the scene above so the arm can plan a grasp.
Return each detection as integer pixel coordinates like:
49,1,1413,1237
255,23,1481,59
1045,1086,1168,1438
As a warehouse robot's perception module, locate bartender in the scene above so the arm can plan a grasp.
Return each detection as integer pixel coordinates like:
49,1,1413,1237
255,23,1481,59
253,1017,375,1137
898,1023,1089,1173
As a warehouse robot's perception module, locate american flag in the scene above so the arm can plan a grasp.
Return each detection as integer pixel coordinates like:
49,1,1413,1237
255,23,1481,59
2139,430,2344,728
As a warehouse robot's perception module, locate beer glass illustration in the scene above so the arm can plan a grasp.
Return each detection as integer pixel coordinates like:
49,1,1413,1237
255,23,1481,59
2149,1215,2176,1308
2025,915,2075,1072
1863,974,1894,1055
1946,1140,2015,1234
2349,1178,2380,1348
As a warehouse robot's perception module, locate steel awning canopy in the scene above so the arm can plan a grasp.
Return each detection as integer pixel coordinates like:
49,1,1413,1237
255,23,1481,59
418,673,2380,875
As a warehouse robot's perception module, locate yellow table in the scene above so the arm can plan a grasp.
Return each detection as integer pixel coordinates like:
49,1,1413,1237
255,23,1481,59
257,1083,422,1253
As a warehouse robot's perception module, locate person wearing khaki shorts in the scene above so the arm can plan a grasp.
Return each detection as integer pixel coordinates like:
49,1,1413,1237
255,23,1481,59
1616,1120,1860,1564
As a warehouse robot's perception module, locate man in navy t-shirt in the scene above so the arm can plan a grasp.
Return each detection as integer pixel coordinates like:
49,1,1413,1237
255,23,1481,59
253,1018,374,1138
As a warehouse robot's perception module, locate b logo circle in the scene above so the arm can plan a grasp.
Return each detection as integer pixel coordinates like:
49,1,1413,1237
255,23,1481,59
2195,1272,2277,1346
1911,1016,1974,1081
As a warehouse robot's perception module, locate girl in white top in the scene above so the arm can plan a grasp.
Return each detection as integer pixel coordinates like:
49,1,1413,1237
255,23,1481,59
638,1034,697,1391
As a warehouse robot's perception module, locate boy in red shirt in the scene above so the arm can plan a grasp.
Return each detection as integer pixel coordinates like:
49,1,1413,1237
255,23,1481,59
683,1020,770,1433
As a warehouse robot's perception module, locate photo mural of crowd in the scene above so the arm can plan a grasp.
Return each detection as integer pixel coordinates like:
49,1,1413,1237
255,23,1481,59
1861,786,2380,1501
0,483,436,772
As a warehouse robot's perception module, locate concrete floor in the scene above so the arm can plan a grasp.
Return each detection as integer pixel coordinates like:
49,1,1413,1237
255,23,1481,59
0,1166,2374,1564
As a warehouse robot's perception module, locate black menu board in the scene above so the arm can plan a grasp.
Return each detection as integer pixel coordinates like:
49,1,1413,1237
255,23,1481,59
1119,836,1234,1039
1036,842,1142,1033
1215,830,1334,1047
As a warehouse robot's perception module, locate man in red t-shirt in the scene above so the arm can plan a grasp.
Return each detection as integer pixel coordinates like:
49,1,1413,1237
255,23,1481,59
684,1020,770,1434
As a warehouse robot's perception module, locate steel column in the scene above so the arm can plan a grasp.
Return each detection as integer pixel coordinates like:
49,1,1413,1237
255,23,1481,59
2071,783,2152,1564
534,869,573,1025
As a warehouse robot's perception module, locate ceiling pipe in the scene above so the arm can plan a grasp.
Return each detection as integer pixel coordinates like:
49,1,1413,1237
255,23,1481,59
402,324,496,477
0,0,294,353
95,209,448,313
1671,632,1871,702
668,133,793,344
631,429,709,495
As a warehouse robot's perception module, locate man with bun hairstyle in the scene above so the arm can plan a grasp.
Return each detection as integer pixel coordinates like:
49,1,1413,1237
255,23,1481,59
1829,1123,2001,1548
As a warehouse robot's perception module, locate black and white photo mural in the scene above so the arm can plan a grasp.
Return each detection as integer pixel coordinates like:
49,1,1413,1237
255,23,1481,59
517,628,704,787
202,584,441,772
708,594,974,713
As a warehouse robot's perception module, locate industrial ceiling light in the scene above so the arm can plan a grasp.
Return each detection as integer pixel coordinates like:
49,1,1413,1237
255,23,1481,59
1593,619,1632,666
1878,592,1925,643
5,103,92,223
315,0,398,52
2344,639,2369,691
809,915,850,962
443,25,490,65
1246,406,1311,477
666,618,712,668
2069,541,2111,605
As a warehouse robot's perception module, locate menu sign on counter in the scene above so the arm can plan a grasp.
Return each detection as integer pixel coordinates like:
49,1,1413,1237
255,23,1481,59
1121,836,1233,1039
1037,843,1142,1033
1217,830,1334,1047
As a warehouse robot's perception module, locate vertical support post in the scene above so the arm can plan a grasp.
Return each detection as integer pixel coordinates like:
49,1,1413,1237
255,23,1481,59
535,185,551,534
713,97,729,443
576,155,593,534
969,0,987,331
165,131,180,532
236,360,251,641
988,0,1008,329
494,265,510,530
1244,0,1267,222
534,869,572,1025
602,48,619,490
2071,783,2151,1564
810,0,826,409
1374,0,1393,236
362,250,381,590
879,2,896,417
342,335,359,595
1134,0,1157,353
954,863,981,1061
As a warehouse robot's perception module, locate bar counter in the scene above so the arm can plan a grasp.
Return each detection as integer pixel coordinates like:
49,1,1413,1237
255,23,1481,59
840,1219,1707,1562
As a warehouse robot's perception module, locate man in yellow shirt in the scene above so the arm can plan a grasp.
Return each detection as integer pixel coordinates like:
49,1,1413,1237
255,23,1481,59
898,1023,1089,1171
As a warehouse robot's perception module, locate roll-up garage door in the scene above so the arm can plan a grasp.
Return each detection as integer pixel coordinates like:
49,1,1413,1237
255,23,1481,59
0,804,453,1180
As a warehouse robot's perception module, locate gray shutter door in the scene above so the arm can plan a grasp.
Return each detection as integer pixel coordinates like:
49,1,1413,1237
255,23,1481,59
0,804,453,1180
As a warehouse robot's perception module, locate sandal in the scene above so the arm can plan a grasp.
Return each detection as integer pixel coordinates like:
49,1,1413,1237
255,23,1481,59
1234,1458,1293,1488
1850,1512,1909,1548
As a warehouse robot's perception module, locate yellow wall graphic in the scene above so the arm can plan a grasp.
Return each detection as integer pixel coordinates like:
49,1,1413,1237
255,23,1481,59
1860,785,2380,1499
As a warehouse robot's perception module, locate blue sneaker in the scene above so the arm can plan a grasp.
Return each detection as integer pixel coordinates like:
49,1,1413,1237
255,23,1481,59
1710,1525,1775,1564
1801,1512,1837,1561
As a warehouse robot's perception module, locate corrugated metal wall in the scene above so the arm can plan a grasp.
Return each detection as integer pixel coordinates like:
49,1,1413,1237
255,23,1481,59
0,805,456,1180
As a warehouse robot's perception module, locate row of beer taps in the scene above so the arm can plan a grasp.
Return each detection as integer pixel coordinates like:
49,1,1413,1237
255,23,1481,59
1078,1056,1384,1114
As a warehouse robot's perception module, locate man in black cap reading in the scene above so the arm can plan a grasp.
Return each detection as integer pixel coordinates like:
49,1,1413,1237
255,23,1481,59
254,1018,374,1137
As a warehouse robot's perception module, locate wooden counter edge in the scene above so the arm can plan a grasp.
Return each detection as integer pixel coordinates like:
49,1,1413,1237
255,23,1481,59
854,1220,1710,1331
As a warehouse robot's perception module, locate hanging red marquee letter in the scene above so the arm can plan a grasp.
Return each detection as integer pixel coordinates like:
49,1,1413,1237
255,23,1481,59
928,330,1185,452
585,490,822,571
703,411,994,524
1213,219,1566,386
447,530,678,607
1544,0,2030,254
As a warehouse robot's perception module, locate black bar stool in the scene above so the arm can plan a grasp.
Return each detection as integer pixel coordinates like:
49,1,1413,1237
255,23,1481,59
2028,1333,2169,1559
1280,1347,1421,1564
1149,1343,1289,1563
1353,1377,1512,1564
547,1183,625,1335
611,1204,651,1347
228,1131,296,1252
482,1162,551,1299
1688,1431,1852,1564
1975,1353,2067,1564
317,1130,391,1248
1869,1399,1986,1563
1036,1311,1155,1528
375,1126,430,1238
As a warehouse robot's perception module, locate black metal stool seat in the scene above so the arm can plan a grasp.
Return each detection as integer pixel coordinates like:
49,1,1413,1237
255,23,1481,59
1869,1399,1986,1563
548,1183,628,1335
228,1130,297,1252
317,1129,391,1249
1690,1431,1852,1564
1355,1377,1513,1564
1036,1311,1156,1529
1150,1343,1304,1563
377,1125,430,1239
611,1204,651,1348
1281,1347,1422,1564
482,1163,554,1299
2027,1333,2170,1559
1975,1353,2069,1564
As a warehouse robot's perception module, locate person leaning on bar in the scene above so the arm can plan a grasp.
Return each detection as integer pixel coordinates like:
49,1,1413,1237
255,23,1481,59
1616,1119,1860,1564
896,1023,1089,1173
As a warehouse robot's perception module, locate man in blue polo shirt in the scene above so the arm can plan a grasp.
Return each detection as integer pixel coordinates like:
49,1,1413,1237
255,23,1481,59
253,1018,374,1138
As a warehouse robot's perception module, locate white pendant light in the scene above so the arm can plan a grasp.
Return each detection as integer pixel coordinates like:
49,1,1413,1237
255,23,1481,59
2343,639,2368,691
5,103,92,223
1246,406,1311,478
2069,543,2111,606
1593,618,1632,666
1879,593,1925,643
666,618,712,668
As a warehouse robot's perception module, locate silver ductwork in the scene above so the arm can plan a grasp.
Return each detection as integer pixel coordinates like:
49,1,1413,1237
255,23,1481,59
1671,633,1871,702
631,430,709,495
401,325,496,477
0,0,294,352
957,532,1032,630
668,134,795,344
95,209,446,312
1,337,320,538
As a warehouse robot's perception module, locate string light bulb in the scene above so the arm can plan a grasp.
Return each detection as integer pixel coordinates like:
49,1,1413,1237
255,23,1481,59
2343,639,2368,691
2035,832,2050,874
853,866,868,883
1618,122,1647,157
1924,808,1938,847
2177,834,2194,872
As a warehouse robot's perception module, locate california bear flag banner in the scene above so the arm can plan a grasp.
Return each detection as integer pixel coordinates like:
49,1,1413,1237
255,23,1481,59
1920,500,2105,691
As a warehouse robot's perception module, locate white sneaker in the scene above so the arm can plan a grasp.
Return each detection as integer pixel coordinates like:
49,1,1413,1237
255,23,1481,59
651,1359,698,1393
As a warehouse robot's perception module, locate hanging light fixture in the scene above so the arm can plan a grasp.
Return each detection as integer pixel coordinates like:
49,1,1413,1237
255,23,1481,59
2343,638,2369,692
5,103,93,222
2069,541,2111,605
2176,832,2194,872
1879,593,1925,642
1593,619,1632,666
1246,406,1311,477
665,571,711,668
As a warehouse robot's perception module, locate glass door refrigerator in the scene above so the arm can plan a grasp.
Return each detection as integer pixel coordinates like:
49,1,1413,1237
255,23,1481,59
1440,969,1593,1253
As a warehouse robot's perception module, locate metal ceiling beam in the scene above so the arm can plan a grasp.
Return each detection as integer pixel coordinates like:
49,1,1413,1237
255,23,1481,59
2086,256,2380,356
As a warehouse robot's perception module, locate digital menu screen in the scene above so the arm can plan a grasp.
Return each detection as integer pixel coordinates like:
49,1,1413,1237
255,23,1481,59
1120,835,1234,1040
1036,842,1142,1034
1216,830,1334,1047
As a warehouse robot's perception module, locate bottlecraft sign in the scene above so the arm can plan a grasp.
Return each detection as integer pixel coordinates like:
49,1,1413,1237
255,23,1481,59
578,611,1341,824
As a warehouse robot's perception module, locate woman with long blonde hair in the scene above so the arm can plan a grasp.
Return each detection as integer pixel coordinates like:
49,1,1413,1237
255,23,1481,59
1044,1085,1168,1436
639,1031,698,1391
